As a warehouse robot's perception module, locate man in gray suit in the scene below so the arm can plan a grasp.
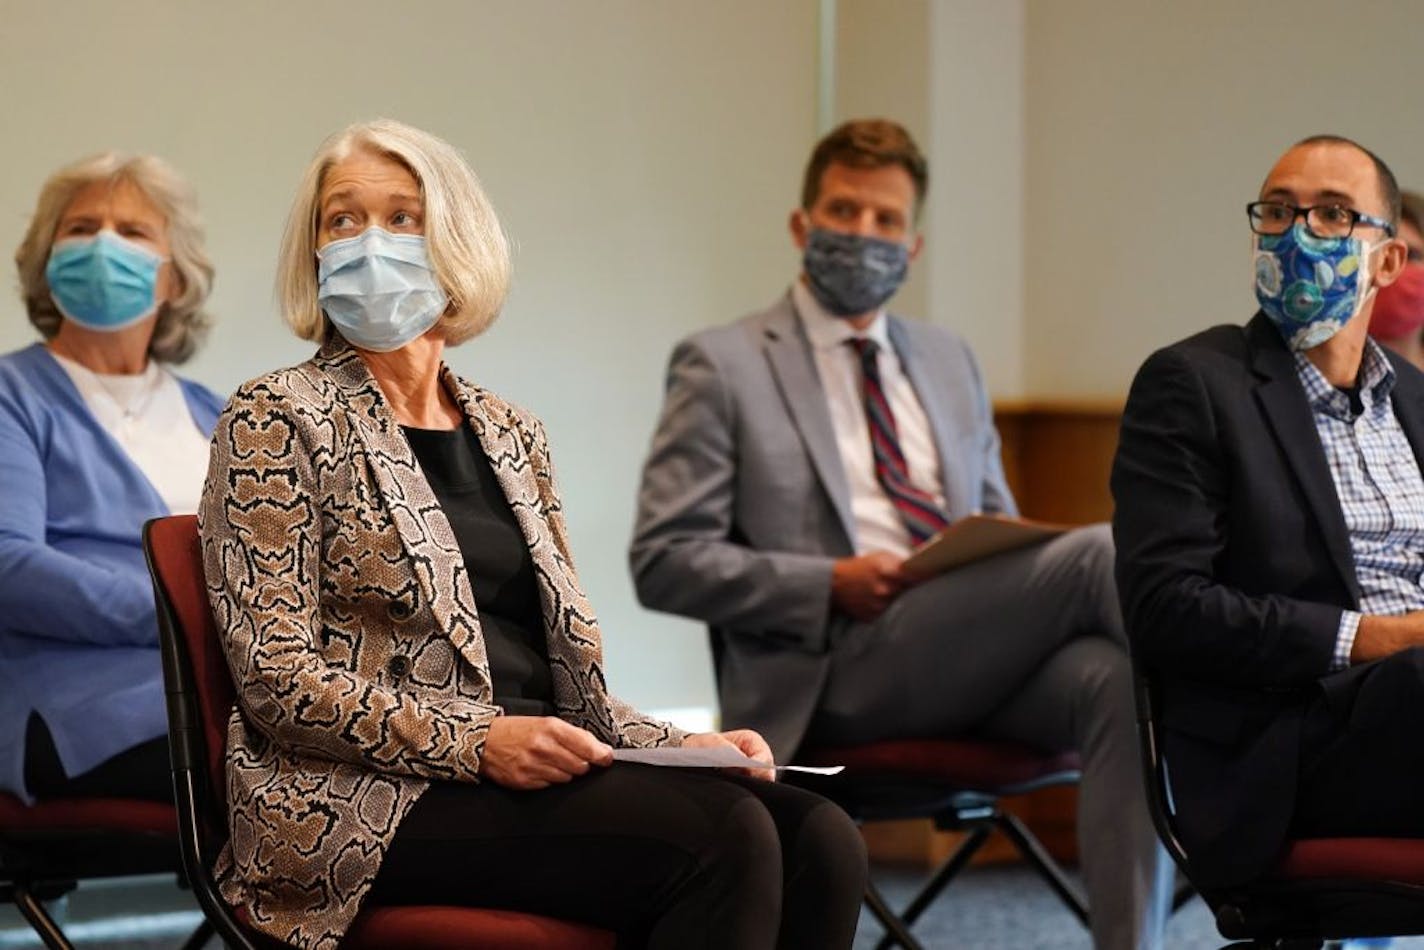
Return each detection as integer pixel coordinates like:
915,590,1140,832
630,119,1170,950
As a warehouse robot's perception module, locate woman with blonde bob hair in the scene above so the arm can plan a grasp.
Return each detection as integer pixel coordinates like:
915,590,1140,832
0,152,224,804
200,118,866,949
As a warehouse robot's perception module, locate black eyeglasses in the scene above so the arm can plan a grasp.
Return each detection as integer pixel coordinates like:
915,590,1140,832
1247,201,1396,240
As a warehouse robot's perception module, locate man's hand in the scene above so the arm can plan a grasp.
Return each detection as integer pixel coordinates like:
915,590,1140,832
479,716,613,790
831,551,911,621
683,729,776,782
1352,611,1424,663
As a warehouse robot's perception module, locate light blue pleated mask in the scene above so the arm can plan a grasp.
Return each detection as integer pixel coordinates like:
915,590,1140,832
317,228,448,352
45,231,165,331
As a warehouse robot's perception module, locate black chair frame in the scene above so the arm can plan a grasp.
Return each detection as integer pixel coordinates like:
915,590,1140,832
144,518,263,950
1135,671,1424,949
795,762,1090,950
1,820,212,950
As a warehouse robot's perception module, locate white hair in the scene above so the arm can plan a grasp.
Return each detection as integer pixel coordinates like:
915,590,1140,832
277,119,511,346
15,152,215,364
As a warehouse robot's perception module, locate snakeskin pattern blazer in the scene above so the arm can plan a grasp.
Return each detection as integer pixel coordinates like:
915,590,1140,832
199,338,685,948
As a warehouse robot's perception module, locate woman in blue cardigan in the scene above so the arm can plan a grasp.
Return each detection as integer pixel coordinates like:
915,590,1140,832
0,153,224,802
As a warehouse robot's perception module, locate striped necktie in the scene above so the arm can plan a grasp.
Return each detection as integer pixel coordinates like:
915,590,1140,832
848,337,950,544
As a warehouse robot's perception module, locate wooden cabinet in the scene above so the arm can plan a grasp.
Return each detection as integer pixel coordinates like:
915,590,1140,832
862,399,1124,867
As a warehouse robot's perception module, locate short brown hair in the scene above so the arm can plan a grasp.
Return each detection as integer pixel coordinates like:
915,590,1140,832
1401,189,1423,237
801,119,928,216
1292,134,1401,230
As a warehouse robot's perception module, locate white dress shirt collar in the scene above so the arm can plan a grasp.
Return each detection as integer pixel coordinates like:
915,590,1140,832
791,280,892,355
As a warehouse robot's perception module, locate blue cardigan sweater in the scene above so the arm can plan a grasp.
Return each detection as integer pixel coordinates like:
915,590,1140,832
0,343,224,800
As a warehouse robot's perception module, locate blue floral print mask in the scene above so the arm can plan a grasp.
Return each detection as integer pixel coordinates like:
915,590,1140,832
803,228,910,317
1254,223,1380,351
317,228,448,353
45,231,165,331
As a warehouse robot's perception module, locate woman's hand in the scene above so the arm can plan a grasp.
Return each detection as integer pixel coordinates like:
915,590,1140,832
480,716,614,790
683,729,777,782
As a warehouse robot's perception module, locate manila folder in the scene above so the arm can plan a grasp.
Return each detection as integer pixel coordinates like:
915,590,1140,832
902,515,1070,577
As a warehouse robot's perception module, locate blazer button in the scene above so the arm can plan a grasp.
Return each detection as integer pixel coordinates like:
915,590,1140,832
387,655,411,678
388,600,413,621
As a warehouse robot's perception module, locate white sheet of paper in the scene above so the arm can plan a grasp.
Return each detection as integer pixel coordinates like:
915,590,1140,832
612,746,843,775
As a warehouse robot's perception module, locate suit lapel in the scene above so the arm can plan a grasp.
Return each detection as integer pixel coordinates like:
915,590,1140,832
888,317,970,519
443,372,607,682
762,297,857,546
314,340,493,680
1247,316,1361,602
1386,352,1424,466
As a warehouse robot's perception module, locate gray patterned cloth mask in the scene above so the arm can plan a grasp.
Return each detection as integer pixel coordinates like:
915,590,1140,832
802,228,910,317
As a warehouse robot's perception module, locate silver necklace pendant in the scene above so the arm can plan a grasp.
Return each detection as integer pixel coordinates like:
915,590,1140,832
94,369,158,422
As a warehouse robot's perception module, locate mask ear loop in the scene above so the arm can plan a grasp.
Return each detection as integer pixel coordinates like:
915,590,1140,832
1353,236,1391,321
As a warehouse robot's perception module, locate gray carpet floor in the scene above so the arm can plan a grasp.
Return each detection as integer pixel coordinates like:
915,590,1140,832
4,865,1423,948
853,865,1424,949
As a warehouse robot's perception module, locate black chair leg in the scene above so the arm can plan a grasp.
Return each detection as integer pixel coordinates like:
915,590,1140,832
1172,877,1197,912
996,811,1091,927
179,918,216,950
13,885,76,950
872,824,993,950
864,879,926,950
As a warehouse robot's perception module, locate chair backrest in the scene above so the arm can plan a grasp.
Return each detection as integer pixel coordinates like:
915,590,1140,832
1132,670,1193,876
144,514,258,950
145,515,233,807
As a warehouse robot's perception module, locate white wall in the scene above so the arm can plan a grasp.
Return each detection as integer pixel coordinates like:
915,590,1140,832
832,1,1027,397
14,0,1413,720
929,0,1026,397
0,0,819,714
834,0,931,324
1024,0,1424,397
835,1,1424,402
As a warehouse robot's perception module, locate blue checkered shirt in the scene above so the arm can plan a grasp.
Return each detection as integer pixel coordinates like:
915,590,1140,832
1294,339,1424,669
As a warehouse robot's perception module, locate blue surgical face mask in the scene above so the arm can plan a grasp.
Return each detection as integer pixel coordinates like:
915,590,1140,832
45,230,165,332
317,228,448,353
1254,223,1381,351
802,228,910,317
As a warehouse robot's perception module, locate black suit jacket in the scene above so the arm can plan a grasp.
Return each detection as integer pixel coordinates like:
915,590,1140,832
1111,312,1424,888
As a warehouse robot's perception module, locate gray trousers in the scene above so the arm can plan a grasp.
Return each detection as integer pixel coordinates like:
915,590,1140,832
807,525,1172,950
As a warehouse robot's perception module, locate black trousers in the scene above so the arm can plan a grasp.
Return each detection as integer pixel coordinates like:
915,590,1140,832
366,763,867,950
1293,646,1424,837
22,712,172,802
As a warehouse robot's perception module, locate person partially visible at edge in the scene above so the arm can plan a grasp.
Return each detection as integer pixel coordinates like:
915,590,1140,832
1370,189,1424,368
1113,135,1422,895
630,117,1172,950
0,152,222,804
198,118,866,950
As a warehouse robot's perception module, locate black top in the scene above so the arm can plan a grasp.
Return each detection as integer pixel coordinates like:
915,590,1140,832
402,425,555,717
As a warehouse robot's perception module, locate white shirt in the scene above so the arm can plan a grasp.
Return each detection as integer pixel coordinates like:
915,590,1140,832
792,281,946,557
52,353,212,515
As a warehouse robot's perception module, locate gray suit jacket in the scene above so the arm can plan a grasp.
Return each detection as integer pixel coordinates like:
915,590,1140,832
630,292,1015,760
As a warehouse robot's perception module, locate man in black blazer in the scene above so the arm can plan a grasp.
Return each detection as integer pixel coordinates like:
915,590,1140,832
1113,134,1418,889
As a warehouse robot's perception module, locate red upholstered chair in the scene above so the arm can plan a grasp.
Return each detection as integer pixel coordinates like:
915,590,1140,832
793,737,1090,950
143,514,616,950
1135,672,1424,948
0,792,212,950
